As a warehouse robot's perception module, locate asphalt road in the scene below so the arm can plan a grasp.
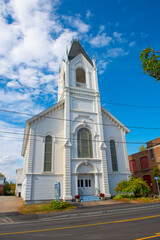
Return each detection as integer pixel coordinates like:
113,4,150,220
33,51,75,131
0,207,160,240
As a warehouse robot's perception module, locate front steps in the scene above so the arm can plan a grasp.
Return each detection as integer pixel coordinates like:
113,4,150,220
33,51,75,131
80,195,100,202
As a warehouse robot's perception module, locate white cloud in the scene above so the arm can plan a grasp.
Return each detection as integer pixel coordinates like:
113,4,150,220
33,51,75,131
129,41,136,47
140,32,149,38
0,120,24,182
113,32,126,43
97,60,112,74
107,48,129,58
90,33,112,48
86,10,92,19
0,0,90,181
63,16,90,33
99,25,105,33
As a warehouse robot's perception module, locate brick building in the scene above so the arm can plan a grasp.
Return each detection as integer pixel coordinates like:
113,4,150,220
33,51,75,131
0,177,6,195
128,137,160,194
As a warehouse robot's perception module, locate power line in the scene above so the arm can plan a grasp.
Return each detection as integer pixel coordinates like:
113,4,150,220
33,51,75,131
2,79,160,109
0,130,160,146
0,108,160,130
101,100,160,109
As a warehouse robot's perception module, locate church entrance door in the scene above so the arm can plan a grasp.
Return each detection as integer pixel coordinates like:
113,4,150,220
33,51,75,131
78,174,95,196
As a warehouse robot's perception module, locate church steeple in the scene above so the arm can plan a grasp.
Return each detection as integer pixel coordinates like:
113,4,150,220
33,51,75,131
68,39,93,66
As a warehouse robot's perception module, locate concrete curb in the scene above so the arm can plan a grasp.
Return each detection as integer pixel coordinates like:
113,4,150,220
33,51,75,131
1,203,160,224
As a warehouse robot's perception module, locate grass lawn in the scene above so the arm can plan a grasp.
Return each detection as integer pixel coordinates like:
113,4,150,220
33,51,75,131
113,196,160,203
19,202,76,214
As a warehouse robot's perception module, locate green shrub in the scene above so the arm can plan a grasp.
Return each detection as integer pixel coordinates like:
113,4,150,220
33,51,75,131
50,200,68,210
113,194,134,200
115,177,150,198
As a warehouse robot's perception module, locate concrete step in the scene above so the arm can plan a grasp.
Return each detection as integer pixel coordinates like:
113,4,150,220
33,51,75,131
80,195,100,202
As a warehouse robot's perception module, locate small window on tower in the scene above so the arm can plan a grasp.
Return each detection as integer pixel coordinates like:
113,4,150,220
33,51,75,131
76,68,86,84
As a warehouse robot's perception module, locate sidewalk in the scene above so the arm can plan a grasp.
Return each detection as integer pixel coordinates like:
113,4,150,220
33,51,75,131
0,196,23,213
1,200,160,224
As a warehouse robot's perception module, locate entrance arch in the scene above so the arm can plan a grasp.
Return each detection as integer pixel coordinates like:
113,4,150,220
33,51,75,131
76,162,97,196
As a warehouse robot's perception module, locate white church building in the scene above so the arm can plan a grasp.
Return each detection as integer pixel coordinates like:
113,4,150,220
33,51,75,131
19,40,130,202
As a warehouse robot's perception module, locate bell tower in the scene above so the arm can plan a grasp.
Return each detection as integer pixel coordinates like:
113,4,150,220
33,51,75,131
58,39,111,200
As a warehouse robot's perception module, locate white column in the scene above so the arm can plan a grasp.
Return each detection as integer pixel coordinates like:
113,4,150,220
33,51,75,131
25,128,34,201
63,140,72,200
63,61,72,200
65,62,69,87
25,174,32,201
99,143,111,198
122,131,131,178
93,67,99,92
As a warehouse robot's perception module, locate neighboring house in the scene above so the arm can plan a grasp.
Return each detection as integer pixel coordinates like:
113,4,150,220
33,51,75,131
18,40,130,203
128,137,160,193
15,168,23,197
0,177,6,195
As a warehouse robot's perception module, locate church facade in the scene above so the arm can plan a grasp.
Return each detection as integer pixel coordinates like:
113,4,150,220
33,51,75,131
20,40,130,202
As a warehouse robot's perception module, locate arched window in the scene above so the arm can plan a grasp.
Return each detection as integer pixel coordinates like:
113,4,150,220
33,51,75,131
76,68,86,83
44,135,52,172
110,140,118,172
77,128,93,158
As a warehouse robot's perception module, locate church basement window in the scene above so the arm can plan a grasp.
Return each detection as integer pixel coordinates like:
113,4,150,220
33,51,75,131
44,135,52,172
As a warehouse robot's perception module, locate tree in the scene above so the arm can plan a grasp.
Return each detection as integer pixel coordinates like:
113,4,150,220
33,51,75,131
152,165,160,184
139,144,146,152
140,46,160,82
10,183,16,195
4,181,11,195
0,173,4,177
115,177,150,197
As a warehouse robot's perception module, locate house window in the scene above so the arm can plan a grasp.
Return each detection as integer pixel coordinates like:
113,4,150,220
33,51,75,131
44,135,52,172
77,128,93,158
140,156,149,170
129,160,137,172
76,68,86,84
150,149,154,159
110,140,118,172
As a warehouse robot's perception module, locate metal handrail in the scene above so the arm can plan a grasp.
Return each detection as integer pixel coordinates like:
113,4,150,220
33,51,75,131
78,188,83,196
95,188,100,196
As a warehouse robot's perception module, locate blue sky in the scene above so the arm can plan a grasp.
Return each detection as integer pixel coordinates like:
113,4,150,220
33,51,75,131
0,0,160,181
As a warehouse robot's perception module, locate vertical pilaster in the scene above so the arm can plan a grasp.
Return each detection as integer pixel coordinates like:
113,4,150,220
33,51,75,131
27,128,34,173
100,143,111,197
25,128,34,201
122,131,130,178
25,174,32,201
93,67,99,92
63,140,72,200
63,61,72,200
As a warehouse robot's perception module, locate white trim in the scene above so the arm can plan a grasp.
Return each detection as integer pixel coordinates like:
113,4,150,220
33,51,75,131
102,106,130,133
22,100,64,156
75,161,99,174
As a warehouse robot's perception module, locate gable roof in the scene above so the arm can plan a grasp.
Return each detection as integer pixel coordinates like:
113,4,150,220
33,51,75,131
68,40,93,66
101,106,130,133
21,100,64,156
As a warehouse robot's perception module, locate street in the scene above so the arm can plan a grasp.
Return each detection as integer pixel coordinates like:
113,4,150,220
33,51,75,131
0,207,160,240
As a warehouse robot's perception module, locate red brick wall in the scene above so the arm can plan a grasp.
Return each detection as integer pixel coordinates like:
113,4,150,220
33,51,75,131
0,185,5,195
128,141,160,194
